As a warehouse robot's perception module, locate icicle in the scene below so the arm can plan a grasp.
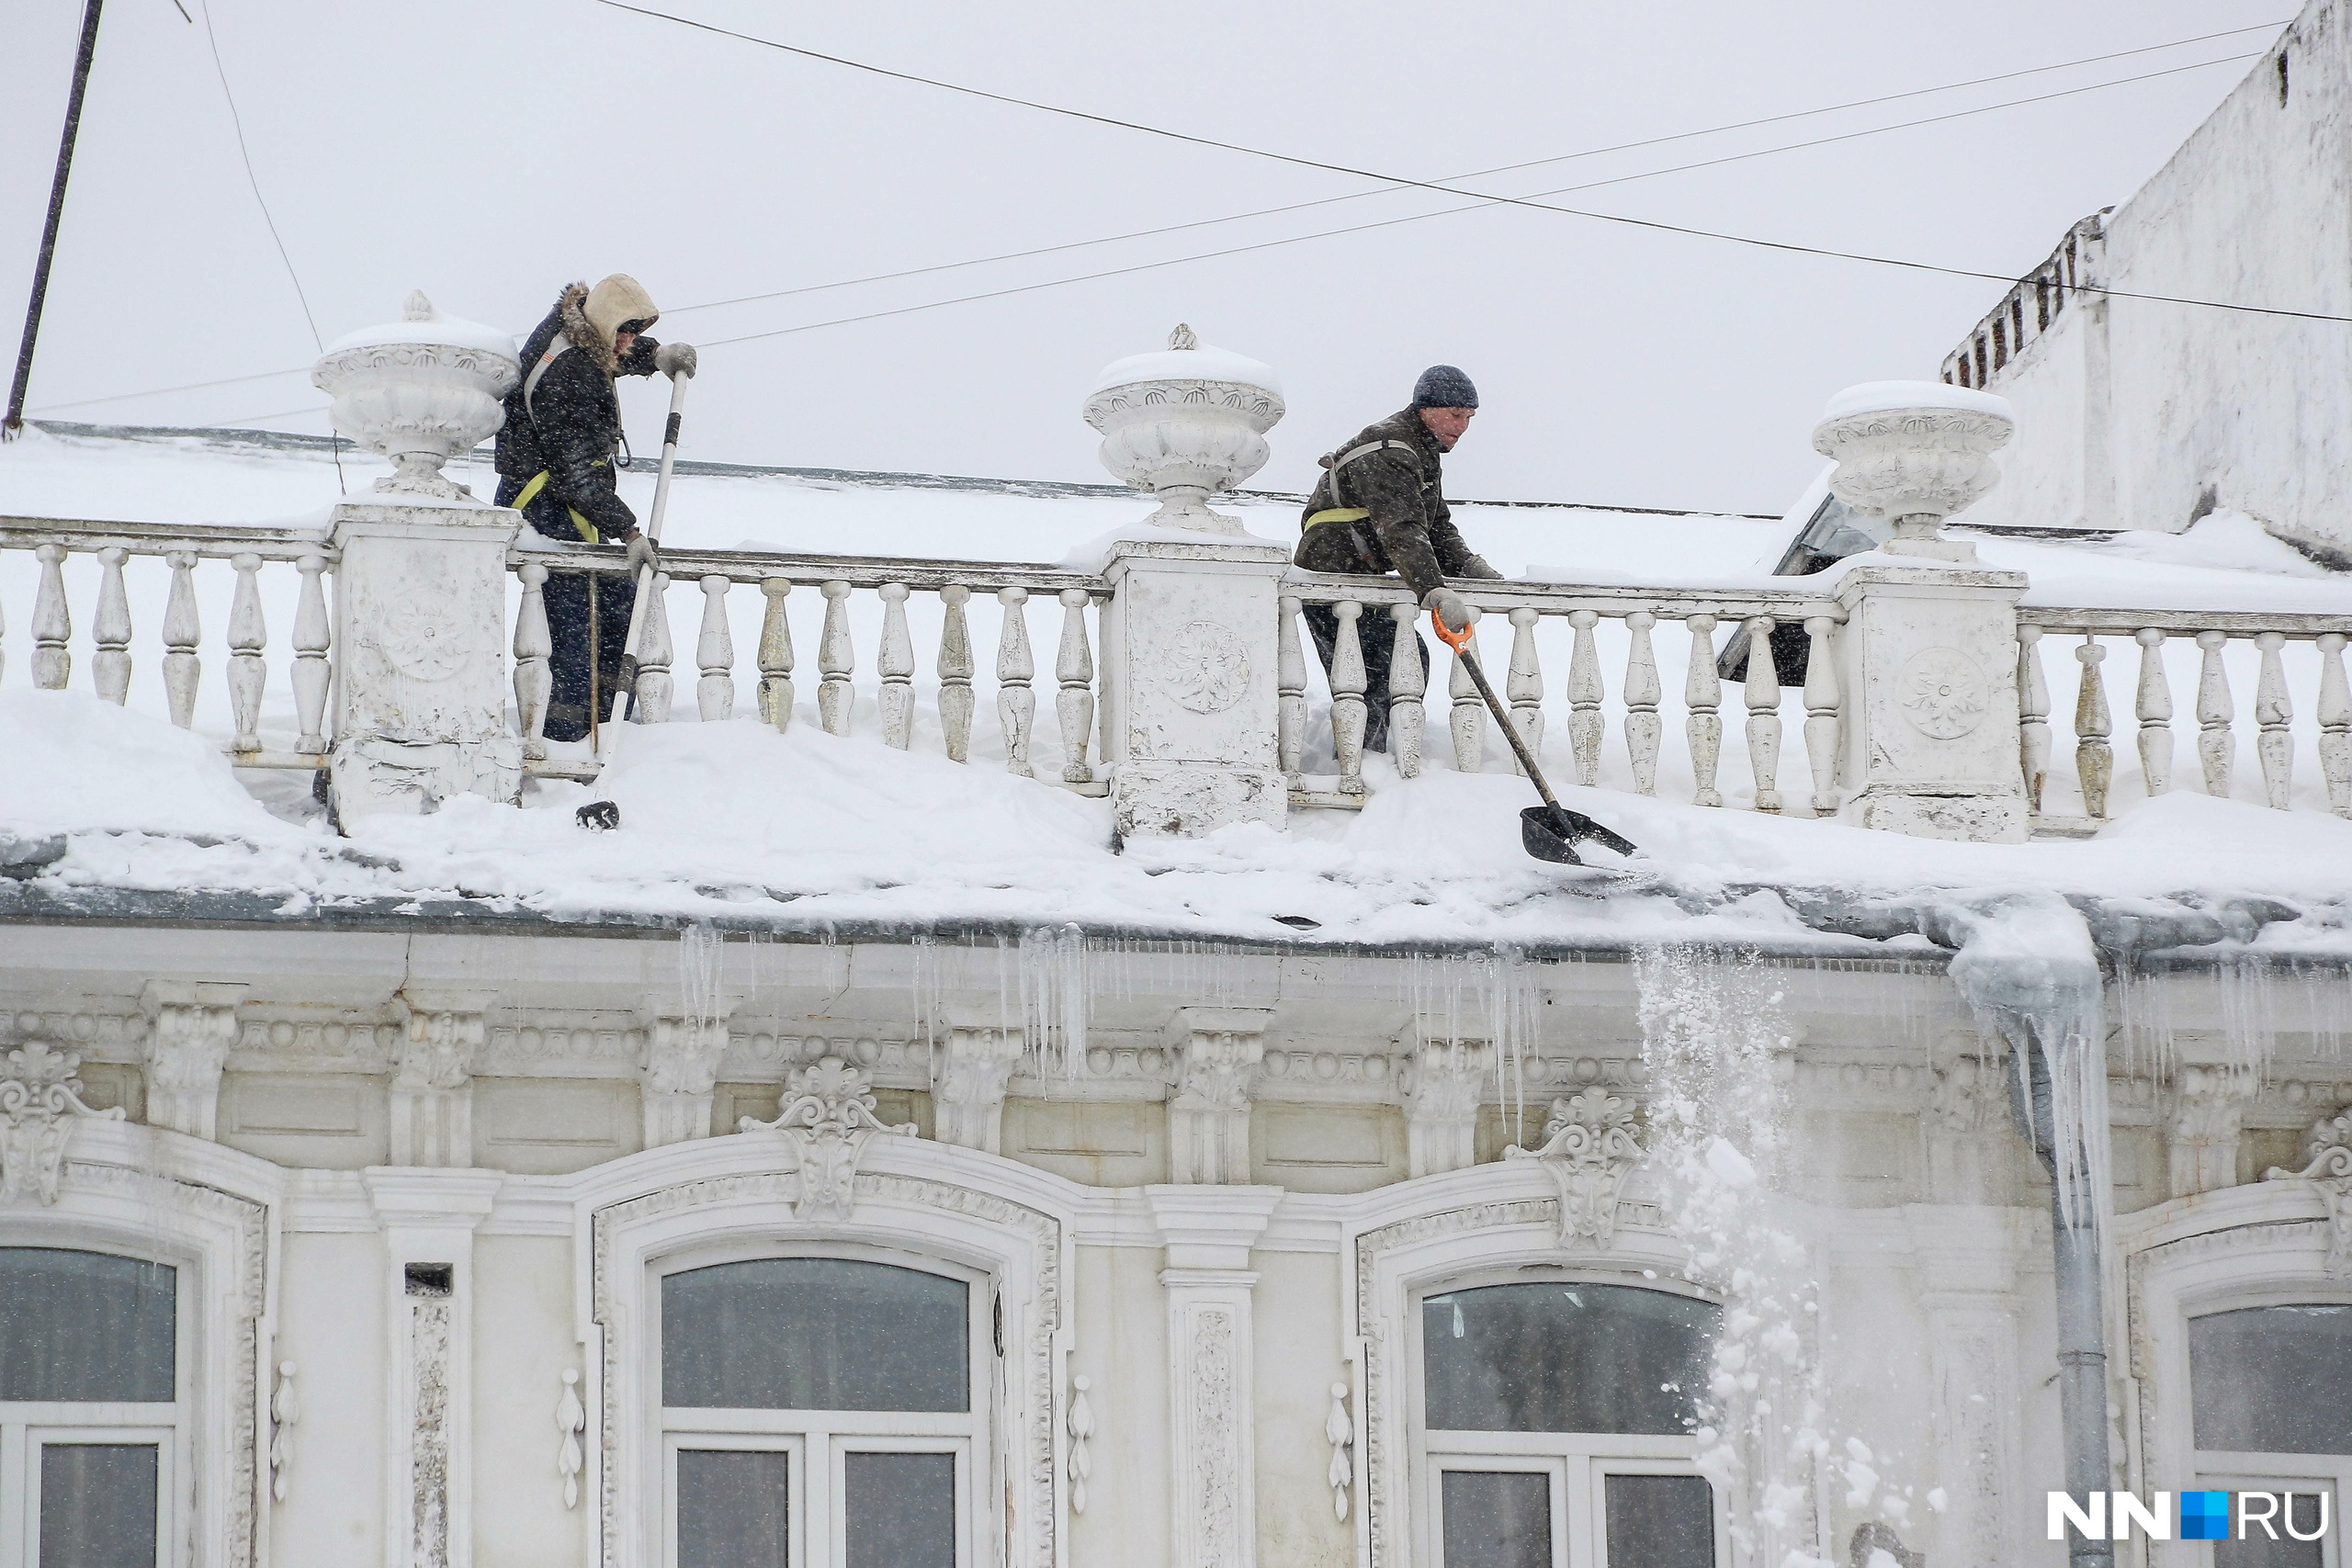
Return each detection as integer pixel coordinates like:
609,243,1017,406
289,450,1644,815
1017,923,1089,1077
677,922,724,1052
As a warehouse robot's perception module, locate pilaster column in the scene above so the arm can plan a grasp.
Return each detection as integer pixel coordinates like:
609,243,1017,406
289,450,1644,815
1098,537,1292,839
1167,1007,1271,1184
390,991,489,1168
1903,1208,2027,1568
1834,564,2031,842
139,980,246,1139
638,1010,733,1148
1146,1185,1283,1568
364,1168,503,1568
2167,1064,2255,1198
328,502,526,823
1405,1039,1491,1178
930,1014,1026,1154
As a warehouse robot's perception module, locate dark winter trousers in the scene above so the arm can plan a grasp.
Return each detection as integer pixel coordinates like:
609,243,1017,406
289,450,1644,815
1303,603,1429,755
540,570,637,742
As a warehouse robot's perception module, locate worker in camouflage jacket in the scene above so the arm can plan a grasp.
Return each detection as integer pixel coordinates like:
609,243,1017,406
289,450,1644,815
1294,365,1500,752
493,274,696,742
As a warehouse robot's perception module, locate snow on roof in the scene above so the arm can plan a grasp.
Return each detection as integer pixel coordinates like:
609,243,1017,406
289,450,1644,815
4,423,2351,960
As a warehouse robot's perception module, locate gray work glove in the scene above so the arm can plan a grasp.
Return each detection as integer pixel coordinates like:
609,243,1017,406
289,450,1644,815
1423,586,1473,634
625,533,659,580
654,341,697,379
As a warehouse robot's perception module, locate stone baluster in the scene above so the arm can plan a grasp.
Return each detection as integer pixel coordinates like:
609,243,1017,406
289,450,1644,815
1622,611,1661,795
1685,613,1722,807
818,580,854,736
1388,602,1426,780
2016,625,2051,813
1743,615,1781,812
633,573,675,724
162,551,201,728
696,576,737,723
1506,607,1544,779
937,584,974,761
91,547,131,704
2255,630,2294,809
32,543,70,690
227,552,267,753
292,552,332,754
1057,588,1095,784
1329,600,1368,796
757,577,794,731
1802,614,1840,817
2134,628,2172,796
1563,608,1600,786
1276,596,1306,788
1449,607,1485,773
2073,637,2112,818
997,586,1035,775
513,561,552,760
2195,630,2234,796
1279,592,1317,784
876,581,915,748
2317,632,2351,818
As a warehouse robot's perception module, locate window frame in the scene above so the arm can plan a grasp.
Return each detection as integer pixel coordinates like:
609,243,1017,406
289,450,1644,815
652,1242,989,1568
1408,1269,1728,1568
0,1248,193,1568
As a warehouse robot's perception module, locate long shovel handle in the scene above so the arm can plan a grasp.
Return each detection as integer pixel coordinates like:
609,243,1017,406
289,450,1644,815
598,372,692,749
1432,610,1562,808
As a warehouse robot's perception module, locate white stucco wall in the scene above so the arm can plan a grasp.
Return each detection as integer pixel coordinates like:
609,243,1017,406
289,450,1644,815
1972,0,2352,548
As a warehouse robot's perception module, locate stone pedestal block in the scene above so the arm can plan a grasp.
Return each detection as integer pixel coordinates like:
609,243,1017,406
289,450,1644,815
1835,565,2030,843
328,501,525,824
1100,538,1291,840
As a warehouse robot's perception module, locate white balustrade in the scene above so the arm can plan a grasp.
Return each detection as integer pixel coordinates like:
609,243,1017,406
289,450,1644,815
1329,600,1368,796
2017,625,2052,813
937,584,972,762
514,561,551,760
1449,608,1486,773
2018,612,2352,821
757,576,795,732
1387,601,1427,780
876,582,914,747
1510,607,1547,779
93,548,131,705
697,576,736,723
1685,613,1722,808
1276,594,1306,789
1056,588,1095,784
1743,615,1782,814
997,586,1035,776
632,572,675,726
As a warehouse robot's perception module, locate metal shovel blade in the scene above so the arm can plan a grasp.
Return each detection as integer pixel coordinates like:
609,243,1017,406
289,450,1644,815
1521,805,1640,865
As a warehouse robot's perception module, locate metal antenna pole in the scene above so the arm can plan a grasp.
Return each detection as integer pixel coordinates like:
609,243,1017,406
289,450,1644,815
5,0,106,440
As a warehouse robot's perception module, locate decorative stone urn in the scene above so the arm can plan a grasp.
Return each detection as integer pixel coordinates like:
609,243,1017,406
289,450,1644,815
1811,380,2015,564
1082,323,1285,536
311,291,521,502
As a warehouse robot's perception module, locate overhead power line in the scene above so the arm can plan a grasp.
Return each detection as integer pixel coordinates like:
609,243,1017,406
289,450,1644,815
200,0,321,350
663,18,2289,320
25,18,2308,418
598,1,2341,326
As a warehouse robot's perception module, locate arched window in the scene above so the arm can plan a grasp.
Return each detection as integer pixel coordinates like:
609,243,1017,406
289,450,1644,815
659,1256,980,1568
1416,1280,1722,1568
0,1247,183,1568
2189,1303,2352,1565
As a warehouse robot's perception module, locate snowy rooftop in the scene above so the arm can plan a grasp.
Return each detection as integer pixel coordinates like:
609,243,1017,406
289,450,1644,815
5,421,2352,964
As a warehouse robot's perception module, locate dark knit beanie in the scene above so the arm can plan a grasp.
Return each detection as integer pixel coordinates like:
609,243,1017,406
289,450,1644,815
1411,364,1478,409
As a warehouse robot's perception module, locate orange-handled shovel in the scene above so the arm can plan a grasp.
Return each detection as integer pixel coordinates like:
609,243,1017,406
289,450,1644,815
1431,608,1640,865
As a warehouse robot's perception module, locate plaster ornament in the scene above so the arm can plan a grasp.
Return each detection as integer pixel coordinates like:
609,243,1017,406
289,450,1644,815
1812,380,2015,563
1404,1040,1493,1179
738,1055,917,1221
1506,1088,1644,1249
2265,1107,2352,1275
2167,1065,2256,1199
556,1369,587,1509
141,980,246,1140
1326,1382,1355,1522
1897,647,1992,739
1066,1373,1094,1516
1167,621,1251,714
0,1041,124,1205
312,291,521,501
269,1362,299,1504
1084,324,1285,535
931,1025,1026,1154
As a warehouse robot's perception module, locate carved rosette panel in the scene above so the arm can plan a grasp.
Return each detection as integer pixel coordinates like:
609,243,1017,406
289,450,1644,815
1166,621,1251,715
1896,648,1992,740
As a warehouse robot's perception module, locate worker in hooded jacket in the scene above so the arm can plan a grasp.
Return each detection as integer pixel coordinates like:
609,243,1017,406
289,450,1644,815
493,274,697,742
1294,365,1501,752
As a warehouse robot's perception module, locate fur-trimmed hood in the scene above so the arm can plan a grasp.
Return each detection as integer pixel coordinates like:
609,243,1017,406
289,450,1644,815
555,274,660,374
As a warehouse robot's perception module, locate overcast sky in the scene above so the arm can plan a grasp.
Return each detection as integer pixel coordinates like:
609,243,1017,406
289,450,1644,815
0,0,2292,514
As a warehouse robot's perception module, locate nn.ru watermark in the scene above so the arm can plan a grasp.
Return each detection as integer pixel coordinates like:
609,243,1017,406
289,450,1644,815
2048,1491,2330,1542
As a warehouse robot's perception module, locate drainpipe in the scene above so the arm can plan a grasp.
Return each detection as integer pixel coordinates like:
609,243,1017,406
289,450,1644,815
2007,1029,2116,1568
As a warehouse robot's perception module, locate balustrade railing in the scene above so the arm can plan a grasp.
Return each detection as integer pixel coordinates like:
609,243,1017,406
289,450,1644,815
0,516,334,768
513,544,1109,791
1280,574,1848,816
2018,609,2352,823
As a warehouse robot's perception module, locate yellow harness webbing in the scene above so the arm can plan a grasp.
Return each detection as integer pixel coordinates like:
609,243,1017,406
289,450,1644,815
1305,506,1371,528
511,468,603,543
